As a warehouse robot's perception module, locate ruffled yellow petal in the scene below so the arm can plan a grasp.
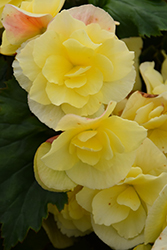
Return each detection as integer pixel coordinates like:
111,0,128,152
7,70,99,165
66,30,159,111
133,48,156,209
34,142,77,191
92,220,144,250
117,186,141,211
112,205,146,239
92,186,130,225
42,132,78,171
134,138,167,175
0,30,19,55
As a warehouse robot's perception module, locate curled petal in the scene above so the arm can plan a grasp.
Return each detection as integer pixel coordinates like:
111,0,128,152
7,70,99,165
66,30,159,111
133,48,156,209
34,141,77,191
30,0,65,17
56,101,116,131
2,4,53,45
68,4,116,33
0,30,19,55
92,220,144,250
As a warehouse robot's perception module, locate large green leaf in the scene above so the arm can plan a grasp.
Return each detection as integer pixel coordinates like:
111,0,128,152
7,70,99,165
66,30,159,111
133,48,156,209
0,78,68,250
88,0,167,38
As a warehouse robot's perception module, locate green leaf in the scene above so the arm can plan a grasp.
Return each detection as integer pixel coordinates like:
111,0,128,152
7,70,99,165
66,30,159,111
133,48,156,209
0,57,9,88
88,0,167,38
0,78,68,250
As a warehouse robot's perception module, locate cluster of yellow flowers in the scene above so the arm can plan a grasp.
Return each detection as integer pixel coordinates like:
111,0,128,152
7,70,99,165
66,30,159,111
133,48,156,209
1,0,167,249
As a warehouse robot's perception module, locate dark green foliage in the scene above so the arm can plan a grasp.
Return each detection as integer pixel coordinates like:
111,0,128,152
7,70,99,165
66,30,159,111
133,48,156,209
0,78,67,250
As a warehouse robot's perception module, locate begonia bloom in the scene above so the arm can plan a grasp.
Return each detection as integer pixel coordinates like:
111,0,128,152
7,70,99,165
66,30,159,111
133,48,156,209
140,60,167,95
140,52,167,95
76,138,167,249
35,102,147,190
13,7,135,128
121,91,167,153
48,186,92,237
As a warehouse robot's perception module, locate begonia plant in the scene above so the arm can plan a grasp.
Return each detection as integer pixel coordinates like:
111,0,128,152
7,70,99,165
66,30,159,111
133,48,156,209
1,1,167,250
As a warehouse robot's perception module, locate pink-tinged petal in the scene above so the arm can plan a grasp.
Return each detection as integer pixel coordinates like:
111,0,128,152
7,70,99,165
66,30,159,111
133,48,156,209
46,135,59,144
2,4,53,45
68,4,116,33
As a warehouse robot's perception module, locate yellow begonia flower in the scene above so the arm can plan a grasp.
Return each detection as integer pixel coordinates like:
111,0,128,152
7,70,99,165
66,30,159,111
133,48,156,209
144,185,167,244
139,53,167,95
121,91,167,153
76,138,167,250
35,102,147,190
47,186,92,238
13,6,135,128
122,37,143,91
0,0,24,28
0,0,65,55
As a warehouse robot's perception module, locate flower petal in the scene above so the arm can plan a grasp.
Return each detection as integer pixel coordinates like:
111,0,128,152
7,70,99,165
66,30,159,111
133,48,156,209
139,61,163,94
42,214,74,249
112,205,146,239
66,151,136,189
42,131,78,171
68,4,116,33
29,73,51,105
56,101,116,131
92,186,130,225
28,98,65,129
92,220,144,250
32,0,65,16
2,4,53,45
46,82,89,108
15,38,41,82
76,187,99,212
117,186,141,211
34,142,76,191
0,30,19,55
134,138,167,175
144,184,167,244
150,226,167,249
